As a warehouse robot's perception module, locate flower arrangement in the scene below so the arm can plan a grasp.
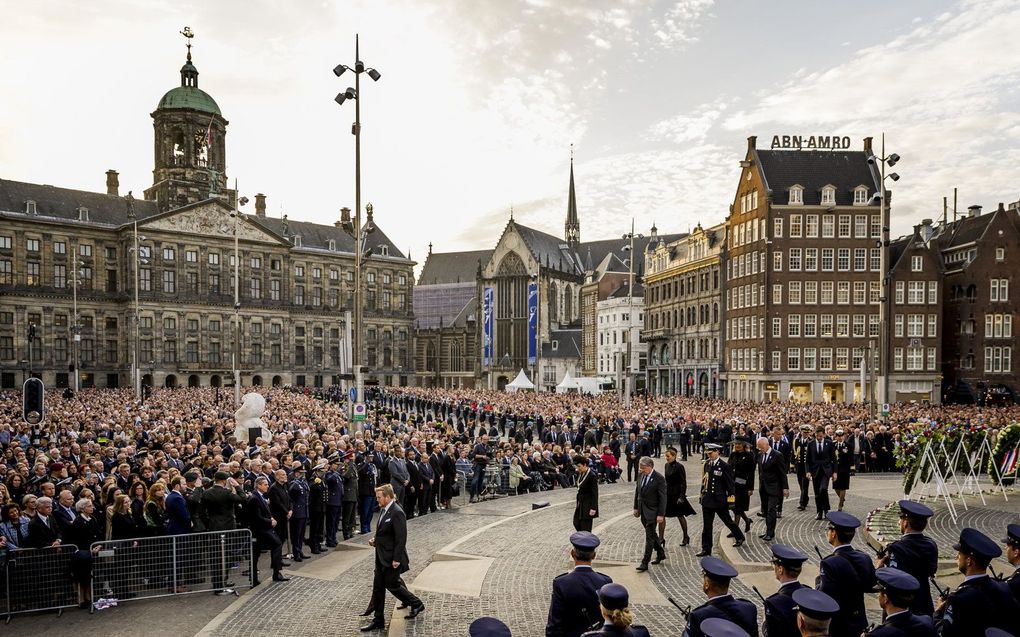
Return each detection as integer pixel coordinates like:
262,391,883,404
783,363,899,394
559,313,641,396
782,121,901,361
898,421,990,494
988,423,1020,486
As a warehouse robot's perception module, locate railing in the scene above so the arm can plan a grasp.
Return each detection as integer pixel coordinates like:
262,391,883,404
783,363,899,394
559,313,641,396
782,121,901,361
3,544,80,621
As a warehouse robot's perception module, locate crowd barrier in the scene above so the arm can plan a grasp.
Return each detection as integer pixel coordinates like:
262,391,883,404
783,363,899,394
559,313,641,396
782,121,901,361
3,544,80,621
87,529,254,612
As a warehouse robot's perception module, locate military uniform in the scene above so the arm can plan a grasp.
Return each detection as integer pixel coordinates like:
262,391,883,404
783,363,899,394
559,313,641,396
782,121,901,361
816,512,876,637
763,545,811,637
698,444,744,556
792,429,812,510
791,588,839,637
308,463,330,552
1004,523,1020,604
546,532,613,637
288,469,310,559
579,583,650,637
324,459,344,547
934,528,1020,637
883,501,939,616
866,567,936,637
683,557,758,637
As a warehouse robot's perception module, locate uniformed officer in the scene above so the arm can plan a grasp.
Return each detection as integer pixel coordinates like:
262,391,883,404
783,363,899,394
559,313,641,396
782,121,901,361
876,500,939,616
324,453,344,547
697,444,745,558
816,511,876,637
866,567,936,636
287,463,310,561
683,556,757,637
700,618,750,637
791,588,839,637
793,425,813,511
763,544,810,637
579,583,651,637
471,616,512,637
934,527,1020,636
546,531,614,637
308,460,330,553
1003,523,1020,604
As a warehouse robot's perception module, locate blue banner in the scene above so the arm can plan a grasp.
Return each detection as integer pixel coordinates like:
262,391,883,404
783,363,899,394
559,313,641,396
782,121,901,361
483,287,494,366
527,282,538,365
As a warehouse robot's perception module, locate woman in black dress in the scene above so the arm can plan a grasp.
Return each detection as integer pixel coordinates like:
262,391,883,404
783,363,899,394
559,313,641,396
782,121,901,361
728,438,756,534
832,429,853,511
660,447,695,547
440,444,457,507
67,498,104,608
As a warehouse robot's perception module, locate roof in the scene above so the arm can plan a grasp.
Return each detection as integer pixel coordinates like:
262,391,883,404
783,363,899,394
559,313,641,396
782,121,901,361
413,282,476,329
0,179,160,225
543,327,582,359
583,234,684,275
157,85,221,115
756,150,879,206
606,280,644,299
418,249,492,285
514,222,583,274
937,211,995,250
250,215,407,260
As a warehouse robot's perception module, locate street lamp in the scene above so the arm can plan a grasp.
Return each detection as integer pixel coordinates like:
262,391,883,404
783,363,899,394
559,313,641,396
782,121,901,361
231,195,250,407
128,192,148,400
869,134,900,413
334,33,381,423
70,250,86,394
621,220,643,409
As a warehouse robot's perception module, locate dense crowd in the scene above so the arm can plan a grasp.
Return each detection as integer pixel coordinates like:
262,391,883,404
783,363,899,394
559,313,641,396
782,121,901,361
1,384,1019,613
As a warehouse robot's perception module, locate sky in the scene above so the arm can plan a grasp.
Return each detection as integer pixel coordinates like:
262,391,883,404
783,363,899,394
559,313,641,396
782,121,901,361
3,0,1020,265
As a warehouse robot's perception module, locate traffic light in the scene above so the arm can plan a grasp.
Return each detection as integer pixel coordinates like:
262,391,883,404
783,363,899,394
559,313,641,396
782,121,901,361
23,378,44,424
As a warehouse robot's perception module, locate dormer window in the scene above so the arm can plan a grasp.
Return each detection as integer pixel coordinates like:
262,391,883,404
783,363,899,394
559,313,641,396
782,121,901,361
853,186,869,205
76,206,89,221
25,200,37,215
789,186,804,205
293,235,302,247
821,185,836,206
551,340,559,351
328,239,336,251
379,245,389,257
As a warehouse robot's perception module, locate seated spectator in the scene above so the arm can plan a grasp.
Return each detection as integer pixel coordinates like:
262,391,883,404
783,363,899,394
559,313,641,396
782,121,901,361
1,502,29,550
508,456,532,495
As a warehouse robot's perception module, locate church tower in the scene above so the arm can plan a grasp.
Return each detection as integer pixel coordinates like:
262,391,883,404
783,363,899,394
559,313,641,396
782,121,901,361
564,148,580,249
144,27,234,212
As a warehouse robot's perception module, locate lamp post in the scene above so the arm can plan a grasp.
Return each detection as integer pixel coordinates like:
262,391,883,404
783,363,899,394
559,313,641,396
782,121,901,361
621,220,643,409
871,134,900,413
129,201,148,400
334,34,381,423
231,195,250,407
71,250,84,394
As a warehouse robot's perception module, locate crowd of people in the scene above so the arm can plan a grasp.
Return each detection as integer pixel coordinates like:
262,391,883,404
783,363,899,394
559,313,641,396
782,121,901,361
1,384,1019,630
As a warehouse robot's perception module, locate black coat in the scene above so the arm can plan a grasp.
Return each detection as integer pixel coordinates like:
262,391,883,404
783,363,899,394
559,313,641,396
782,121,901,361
685,594,758,637
633,470,667,522
374,502,411,572
764,581,807,637
730,451,756,512
574,469,599,521
758,448,790,496
806,439,836,477
664,460,695,517
700,458,736,510
25,514,61,548
546,566,613,637
267,481,292,522
246,492,282,547
867,611,936,637
816,546,876,637
199,484,246,531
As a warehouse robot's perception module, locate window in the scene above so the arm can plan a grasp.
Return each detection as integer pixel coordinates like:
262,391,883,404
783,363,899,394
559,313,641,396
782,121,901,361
906,347,924,371
820,281,834,305
208,252,220,265
208,273,220,294
854,248,867,271
907,314,924,337
804,314,817,337
79,243,92,257
773,251,783,271
871,216,881,238
836,281,850,304
837,248,850,271
209,319,221,332
788,314,801,337
788,281,802,304
789,186,803,205
270,279,281,301
996,247,1005,262
820,248,834,271
855,215,868,238
804,248,818,271
895,314,904,337
164,316,176,330
772,317,782,337
853,281,866,304
26,238,40,252
294,285,304,305
821,186,835,205
837,315,849,337
163,246,175,261
773,284,783,304
251,256,262,269
366,271,376,284
838,215,851,238
821,215,835,238
806,214,819,238
789,248,802,271
803,347,817,371
895,281,905,304
209,342,221,364
869,314,880,337
185,250,198,263
854,187,868,205
773,218,783,238
0,236,10,250
911,255,923,272
836,347,849,371
163,340,177,364
820,314,833,337
927,281,937,305
162,270,175,293
787,348,800,371
53,264,66,289
53,241,65,254
991,279,1009,302
819,347,833,370
908,281,925,304
871,248,881,271
26,262,41,285
295,265,305,278
330,268,339,282
804,281,818,304
928,314,937,338
790,215,803,237
853,314,866,338
250,277,262,299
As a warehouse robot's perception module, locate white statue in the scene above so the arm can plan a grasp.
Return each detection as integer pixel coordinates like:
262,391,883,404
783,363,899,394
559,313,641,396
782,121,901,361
234,392,269,444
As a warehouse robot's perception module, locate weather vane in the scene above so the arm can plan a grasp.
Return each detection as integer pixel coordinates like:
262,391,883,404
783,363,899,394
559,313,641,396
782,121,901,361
181,26,194,60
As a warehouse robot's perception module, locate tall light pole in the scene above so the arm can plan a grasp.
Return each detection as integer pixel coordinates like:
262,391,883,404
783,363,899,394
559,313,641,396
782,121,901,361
621,220,643,409
231,194,250,407
334,34,380,422
129,191,148,400
71,247,83,394
871,133,900,414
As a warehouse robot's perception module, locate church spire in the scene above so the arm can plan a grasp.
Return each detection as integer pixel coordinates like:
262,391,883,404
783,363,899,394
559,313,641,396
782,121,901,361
565,144,580,249
179,26,199,88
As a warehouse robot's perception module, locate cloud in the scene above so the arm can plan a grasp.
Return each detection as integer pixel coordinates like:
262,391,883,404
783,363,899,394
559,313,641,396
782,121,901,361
646,101,728,144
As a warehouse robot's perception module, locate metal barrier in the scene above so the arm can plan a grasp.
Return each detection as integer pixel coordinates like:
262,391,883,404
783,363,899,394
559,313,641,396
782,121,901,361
89,529,254,609
3,544,80,621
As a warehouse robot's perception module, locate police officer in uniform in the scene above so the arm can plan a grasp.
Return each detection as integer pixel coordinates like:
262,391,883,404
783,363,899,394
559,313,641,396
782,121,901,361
1003,523,1020,604
341,449,359,540
683,556,758,637
308,460,329,553
763,544,810,637
580,583,651,637
700,618,750,637
934,528,1020,637
471,617,513,637
793,425,813,511
791,588,839,637
288,462,310,561
696,444,745,557
325,454,344,547
816,512,876,637
875,501,938,616
866,567,936,636
546,531,613,637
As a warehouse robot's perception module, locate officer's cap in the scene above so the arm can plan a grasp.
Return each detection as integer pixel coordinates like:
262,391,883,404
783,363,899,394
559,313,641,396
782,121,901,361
793,588,839,620
700,556,738,581
214,470,231,481
954,527,1001,561
799,424,812,431
826,511,861,530
291,462,304,472
1004,523,1020,547
898,500,934,519
468,617,511,637
705,443,723,452
770,544,808,567
986,629,1015,637
598,583,629,610
327,452,340,463
312,460,327,471
569,531,600,551
700,617,750,637
875,567,920,593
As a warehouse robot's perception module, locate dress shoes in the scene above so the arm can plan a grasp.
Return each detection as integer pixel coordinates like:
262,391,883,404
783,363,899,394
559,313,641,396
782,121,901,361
759,534,774,541
272,573,291,582
796,506,806,511
651,555,666,564
725,532,734,538
756,512,766,518
815,513,823,520
732,539,745,548
293,555,304,562
777,513,783,519
360,620,385,632
406,604,426,619
359,607,376,617
310,547,323,554
635,563,649,572
396,604,410,610
695,550,710,557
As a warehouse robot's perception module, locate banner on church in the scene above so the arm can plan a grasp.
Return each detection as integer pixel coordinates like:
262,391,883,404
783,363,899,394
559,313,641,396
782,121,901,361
527,282,538,365
483,287,494,366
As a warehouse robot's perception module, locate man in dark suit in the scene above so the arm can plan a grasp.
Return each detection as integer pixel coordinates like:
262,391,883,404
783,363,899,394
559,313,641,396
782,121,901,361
199,471,247,593
25,496,61,548
546,531,612,637
764,545,810,637
247,476,289,586
683,556,758,637
268,469,292,557
816,512,876,637
573,456,599,533
876,500,938,616
756,437,789,541
678,423,692,460
697,444,745,557
765,426,792,519
625,433,639,482
632,456,666,571
360,484,424,632
165,476,192,535
806,426,836,519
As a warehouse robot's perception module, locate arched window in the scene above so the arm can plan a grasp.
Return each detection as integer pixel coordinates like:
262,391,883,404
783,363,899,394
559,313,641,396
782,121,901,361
171,128,186,166
548,281,559,323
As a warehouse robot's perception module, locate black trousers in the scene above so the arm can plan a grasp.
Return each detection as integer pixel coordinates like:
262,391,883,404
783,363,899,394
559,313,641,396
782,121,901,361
326,505,342,545
309,509,326,548
761,492,781,537
701,506,744,554
252,533,283,584
371,560,422,622
573,506,593,532
641,516,665,563
627,460,638,482
289,516,307,555
797,471,810,508
679,440,690,460
342,501,357,539
811,473,831,513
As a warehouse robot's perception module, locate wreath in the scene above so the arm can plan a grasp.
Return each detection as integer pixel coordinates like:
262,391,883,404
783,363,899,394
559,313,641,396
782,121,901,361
988,423,1020,486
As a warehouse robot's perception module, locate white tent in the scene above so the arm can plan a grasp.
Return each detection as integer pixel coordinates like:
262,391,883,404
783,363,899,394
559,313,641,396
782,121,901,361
556,370,578,394
505,369,535,392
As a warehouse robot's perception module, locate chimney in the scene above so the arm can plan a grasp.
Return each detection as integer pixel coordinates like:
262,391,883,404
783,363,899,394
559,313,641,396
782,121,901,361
863,137,873,154
968,205,982,218
254,193,266,218
106,170,119,196
920,218,934,242
746,136,757,153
